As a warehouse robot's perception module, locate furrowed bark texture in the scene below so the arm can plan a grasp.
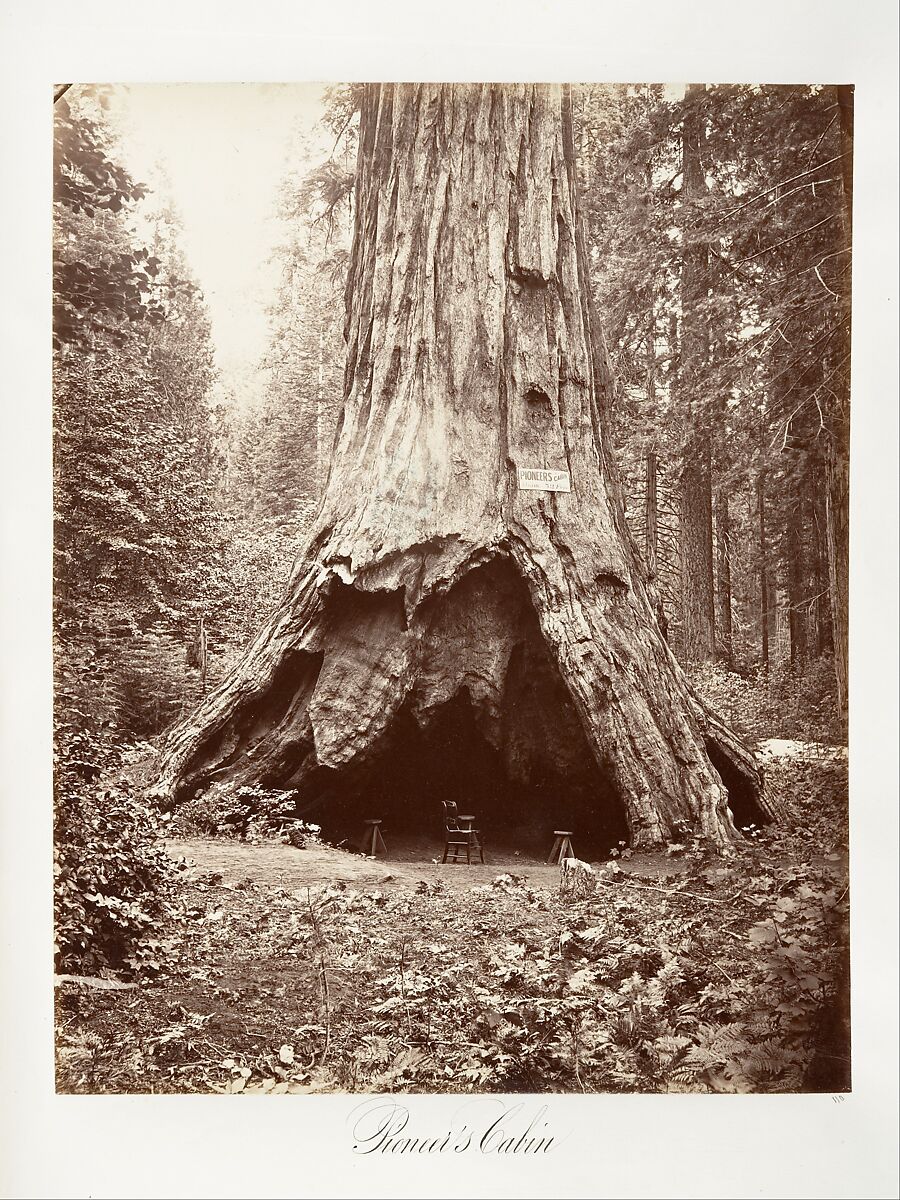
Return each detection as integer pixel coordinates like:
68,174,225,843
677,85,716,664
827,84,852,727
645,451,658,580
715,489,734,668
758,469,771,674
156,84,771,848
786,495,808,672
826,425,849,722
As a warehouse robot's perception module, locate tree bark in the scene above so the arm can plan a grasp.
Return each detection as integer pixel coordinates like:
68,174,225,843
826,84,852,727
810,471,833,657
677,85,716,663
715,489,734,667
645,449,658,581
155,84,772,847
826,428,849,721
316,322,325,494
786,494,808,673
758,469,770,674
644,447,670,643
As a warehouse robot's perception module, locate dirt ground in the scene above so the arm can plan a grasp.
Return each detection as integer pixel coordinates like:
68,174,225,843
164,835,690,892
163,741,848,895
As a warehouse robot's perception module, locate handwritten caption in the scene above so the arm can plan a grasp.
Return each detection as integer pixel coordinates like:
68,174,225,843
349,1099,560,1157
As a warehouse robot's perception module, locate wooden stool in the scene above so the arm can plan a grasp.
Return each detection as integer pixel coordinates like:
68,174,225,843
361,819,387,857
547,830,575,864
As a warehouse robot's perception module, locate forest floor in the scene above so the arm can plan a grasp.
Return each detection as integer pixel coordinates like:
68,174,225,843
55,743,850,1096
162,835,696,891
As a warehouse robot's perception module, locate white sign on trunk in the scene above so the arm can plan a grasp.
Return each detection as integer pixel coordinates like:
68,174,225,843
517,466,572,492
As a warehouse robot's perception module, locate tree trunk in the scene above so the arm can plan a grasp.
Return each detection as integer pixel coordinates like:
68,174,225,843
677,85,716,664
826,430,849,721
786,494,808,673
826,84,852,728
810,472,833,657
316,322,325,494
715,489,734,667
155,84,772,848
644,448,669,643
645,450,658,581
758,469,770,674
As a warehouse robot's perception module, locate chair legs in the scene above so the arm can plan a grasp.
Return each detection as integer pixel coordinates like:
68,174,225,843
443,839,470,864
442,830,483,864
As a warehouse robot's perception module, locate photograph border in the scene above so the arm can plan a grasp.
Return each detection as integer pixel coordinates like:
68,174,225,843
2,2,897,1197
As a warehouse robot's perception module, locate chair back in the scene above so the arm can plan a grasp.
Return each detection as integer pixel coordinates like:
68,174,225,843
442,800,461,830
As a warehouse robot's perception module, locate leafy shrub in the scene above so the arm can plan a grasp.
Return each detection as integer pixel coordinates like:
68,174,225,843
764,658,843,744
170,782,321,847
690,659,842,745
54,722,176,976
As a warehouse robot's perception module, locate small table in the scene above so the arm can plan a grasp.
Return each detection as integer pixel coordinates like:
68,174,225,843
547,830,575,865
361,819,387,857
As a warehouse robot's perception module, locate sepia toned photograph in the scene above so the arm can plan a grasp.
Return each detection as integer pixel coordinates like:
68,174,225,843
52,80,853,1099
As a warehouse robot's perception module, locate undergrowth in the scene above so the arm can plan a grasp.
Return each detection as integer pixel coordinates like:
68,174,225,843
55,753,849,1096
690,658,843,745
53,720,179,977
169,782,323,847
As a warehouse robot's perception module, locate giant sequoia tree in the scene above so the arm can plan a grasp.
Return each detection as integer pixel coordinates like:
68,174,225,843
156,84,774,850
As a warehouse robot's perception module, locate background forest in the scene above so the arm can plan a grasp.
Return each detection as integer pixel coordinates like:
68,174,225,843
52,82,852,1095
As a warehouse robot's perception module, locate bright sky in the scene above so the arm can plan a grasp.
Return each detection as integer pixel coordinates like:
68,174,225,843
111,83,333,401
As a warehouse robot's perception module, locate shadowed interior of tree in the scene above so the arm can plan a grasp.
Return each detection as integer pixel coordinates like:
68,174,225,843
705,737,771,831
296,696,632,860
264,560,624,856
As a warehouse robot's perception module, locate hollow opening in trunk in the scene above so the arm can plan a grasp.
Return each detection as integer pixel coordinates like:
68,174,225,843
299,557,630,860
705,737,771,831
305,690,628,860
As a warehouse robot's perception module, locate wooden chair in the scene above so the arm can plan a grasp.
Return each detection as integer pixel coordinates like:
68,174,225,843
441,801,484,864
